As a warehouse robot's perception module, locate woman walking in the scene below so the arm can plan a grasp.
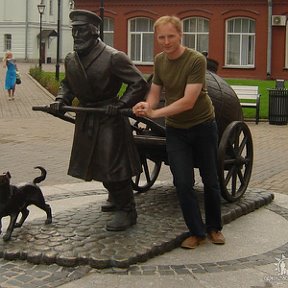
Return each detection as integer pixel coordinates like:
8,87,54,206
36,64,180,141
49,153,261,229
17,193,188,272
3,51,17,100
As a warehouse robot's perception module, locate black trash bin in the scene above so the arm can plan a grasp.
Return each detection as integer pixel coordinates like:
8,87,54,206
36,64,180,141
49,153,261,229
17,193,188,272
268,88,288,125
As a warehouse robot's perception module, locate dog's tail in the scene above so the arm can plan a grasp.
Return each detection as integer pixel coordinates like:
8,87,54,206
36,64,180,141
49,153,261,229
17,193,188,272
33,166,47,184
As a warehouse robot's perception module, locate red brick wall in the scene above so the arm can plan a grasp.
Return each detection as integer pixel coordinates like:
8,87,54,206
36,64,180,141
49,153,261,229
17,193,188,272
75,0,288,80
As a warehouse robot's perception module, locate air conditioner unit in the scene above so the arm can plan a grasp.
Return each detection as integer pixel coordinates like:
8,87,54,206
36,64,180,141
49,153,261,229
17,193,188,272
272,15,287,26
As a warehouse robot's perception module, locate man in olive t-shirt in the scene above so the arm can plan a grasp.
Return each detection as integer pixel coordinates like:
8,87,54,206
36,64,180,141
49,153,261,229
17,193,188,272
153,47,215,128
133,15,225,249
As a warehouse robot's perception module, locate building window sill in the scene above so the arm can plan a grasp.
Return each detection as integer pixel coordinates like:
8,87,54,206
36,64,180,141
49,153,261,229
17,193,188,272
223,66,255,70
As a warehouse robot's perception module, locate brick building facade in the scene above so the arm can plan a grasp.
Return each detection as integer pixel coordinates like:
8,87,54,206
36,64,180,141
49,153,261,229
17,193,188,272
75,0,288,80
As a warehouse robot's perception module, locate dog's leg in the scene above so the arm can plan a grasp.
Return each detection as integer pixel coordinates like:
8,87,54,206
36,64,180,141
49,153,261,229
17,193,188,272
14,208,29,228
33,196,52,225
44,204,52,224
3,214,18,241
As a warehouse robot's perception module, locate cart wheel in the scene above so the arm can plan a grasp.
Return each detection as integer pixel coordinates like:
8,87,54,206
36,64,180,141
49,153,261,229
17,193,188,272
218,121,253,202
132,154,162,193
129,114,165,193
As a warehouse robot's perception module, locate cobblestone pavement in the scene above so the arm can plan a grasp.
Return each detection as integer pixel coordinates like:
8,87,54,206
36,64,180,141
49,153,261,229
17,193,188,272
0,188,277,288
0,63,288,287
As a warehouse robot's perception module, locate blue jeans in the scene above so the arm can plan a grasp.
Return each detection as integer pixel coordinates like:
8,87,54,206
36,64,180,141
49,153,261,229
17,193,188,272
166,120,222,237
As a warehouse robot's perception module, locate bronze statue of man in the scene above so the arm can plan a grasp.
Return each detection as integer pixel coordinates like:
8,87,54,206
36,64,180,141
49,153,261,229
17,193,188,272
50,9,148,231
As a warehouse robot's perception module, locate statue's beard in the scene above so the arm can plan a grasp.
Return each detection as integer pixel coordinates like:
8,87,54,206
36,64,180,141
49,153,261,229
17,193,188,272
73,39,95,55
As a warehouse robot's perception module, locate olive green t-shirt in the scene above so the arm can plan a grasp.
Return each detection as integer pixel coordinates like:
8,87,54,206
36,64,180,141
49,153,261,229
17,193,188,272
153,48,214,128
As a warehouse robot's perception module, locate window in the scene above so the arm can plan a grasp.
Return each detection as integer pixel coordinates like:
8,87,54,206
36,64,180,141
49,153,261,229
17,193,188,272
225,18,255,67
4,34,12,51
128,17,154,64
182,17,209,53
49,0,53,16
104,17,114,47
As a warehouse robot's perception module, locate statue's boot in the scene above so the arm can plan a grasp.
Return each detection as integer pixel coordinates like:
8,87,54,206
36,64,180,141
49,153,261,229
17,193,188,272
103,180,137,231
106,209,137,231
101,193,116,212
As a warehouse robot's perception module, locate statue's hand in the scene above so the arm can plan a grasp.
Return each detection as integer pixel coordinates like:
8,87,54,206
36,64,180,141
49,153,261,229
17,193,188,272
49,100,64,114
105,101,125,116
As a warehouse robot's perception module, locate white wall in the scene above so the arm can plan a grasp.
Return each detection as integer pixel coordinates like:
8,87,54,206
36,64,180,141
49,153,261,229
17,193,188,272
0,0,74,62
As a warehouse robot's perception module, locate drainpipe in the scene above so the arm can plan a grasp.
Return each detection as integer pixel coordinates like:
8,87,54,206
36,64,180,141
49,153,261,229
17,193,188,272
55,0,60,81
267,0,273,79
25,0,28,60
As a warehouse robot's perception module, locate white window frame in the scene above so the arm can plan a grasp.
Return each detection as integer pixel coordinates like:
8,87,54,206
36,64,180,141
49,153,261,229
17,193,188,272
225,17,256,68
4,34,12,51
182,17,209,53
128,17,154,65
104,17,114,47
285,21,288,68
49,0,53,16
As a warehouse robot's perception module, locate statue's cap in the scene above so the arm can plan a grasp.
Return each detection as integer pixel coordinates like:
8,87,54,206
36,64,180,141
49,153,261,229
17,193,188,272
69,9,102,26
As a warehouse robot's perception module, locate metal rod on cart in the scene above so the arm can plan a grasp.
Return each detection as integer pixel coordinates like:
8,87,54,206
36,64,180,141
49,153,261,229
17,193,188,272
32,105,166,136
32,105,134,119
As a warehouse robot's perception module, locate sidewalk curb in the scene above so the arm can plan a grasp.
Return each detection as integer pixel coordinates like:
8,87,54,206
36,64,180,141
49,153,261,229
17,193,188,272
26,73,55,101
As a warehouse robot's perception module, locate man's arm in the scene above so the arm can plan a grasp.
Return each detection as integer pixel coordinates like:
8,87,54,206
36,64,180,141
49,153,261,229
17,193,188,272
146,83,162,109
133,82,161,116
133,83,202,119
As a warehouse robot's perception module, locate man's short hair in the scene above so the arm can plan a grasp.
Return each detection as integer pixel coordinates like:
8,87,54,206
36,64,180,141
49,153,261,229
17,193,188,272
154,15,182,34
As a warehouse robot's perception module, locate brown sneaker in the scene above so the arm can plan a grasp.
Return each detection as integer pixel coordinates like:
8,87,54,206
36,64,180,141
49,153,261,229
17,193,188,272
208,231,225,245
181,236,206,249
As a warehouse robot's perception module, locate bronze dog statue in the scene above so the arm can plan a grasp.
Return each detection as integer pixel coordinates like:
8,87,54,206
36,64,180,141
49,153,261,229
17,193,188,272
0,166,52,241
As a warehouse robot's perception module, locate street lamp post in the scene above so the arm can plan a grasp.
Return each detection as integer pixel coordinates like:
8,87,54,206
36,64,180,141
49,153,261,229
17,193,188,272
100,0,104,41
37,3,45,70
55,0,61,81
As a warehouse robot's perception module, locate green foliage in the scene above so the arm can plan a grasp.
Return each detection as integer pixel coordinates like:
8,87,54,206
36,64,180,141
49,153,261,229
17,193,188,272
29,66,64,96
29,66,126,99
225,78,275,119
